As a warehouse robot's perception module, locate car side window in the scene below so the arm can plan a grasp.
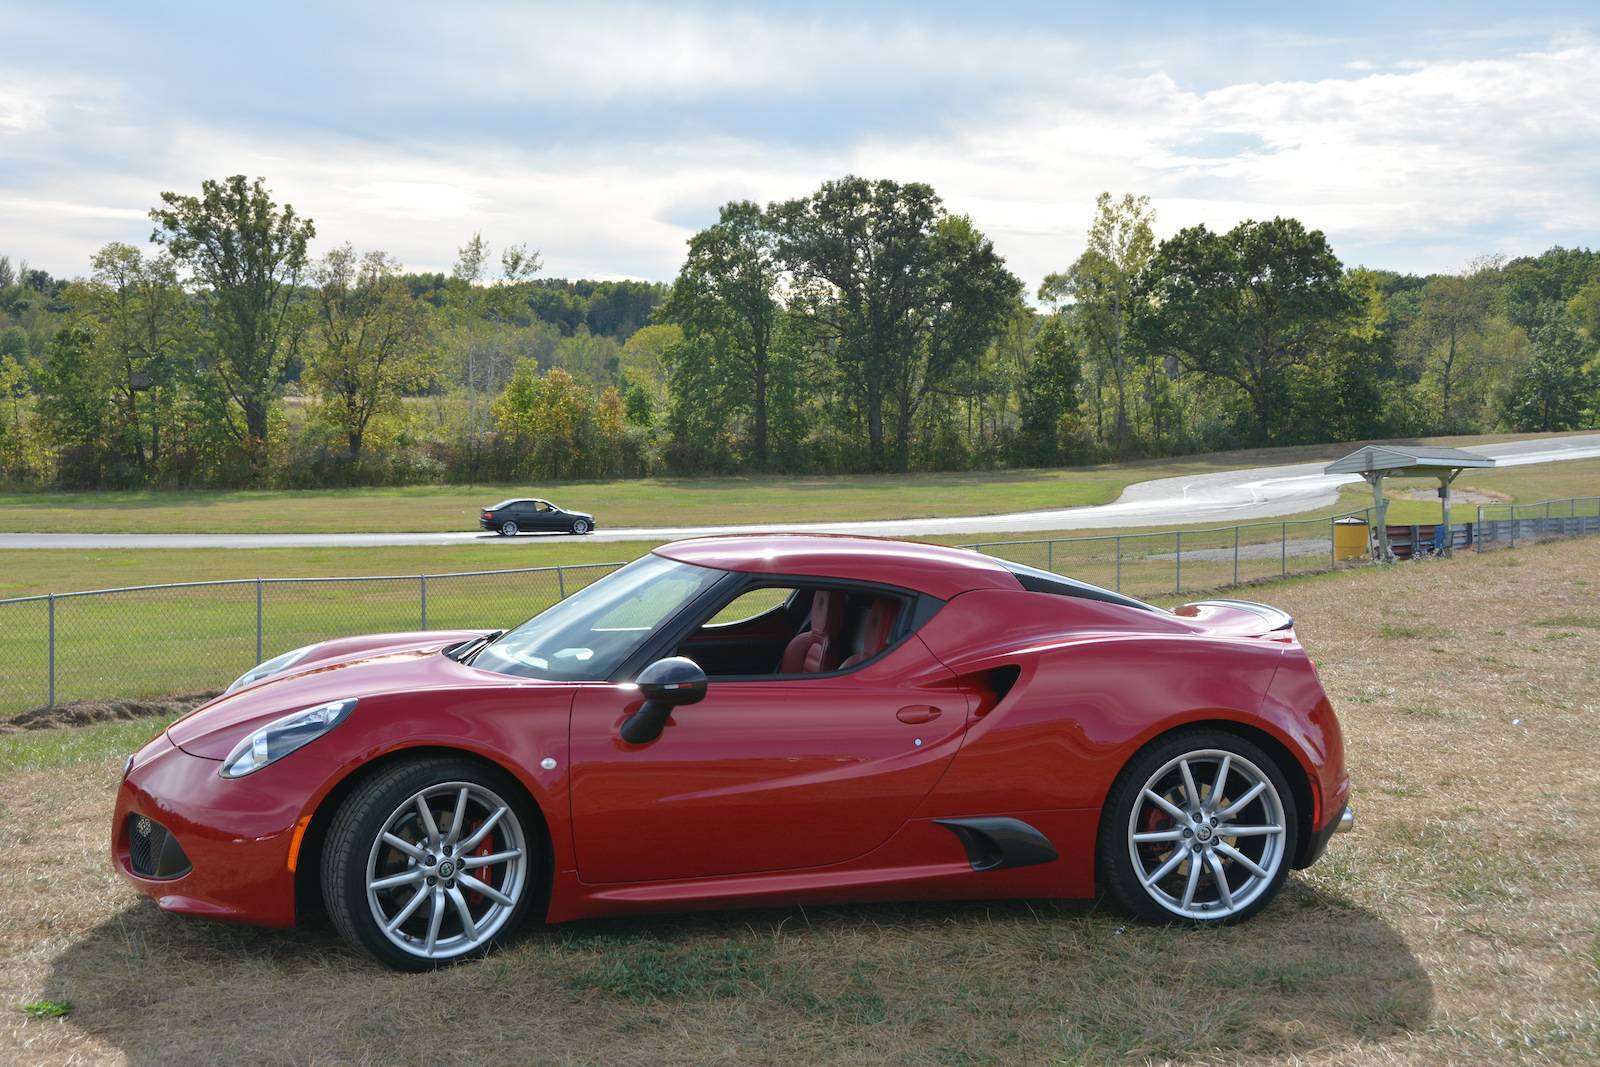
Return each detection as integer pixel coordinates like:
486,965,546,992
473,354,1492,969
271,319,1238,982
678,582,911,678
704,587,794,627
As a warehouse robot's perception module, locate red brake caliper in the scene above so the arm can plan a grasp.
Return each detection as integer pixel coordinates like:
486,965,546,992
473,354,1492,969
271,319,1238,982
463,818,495,908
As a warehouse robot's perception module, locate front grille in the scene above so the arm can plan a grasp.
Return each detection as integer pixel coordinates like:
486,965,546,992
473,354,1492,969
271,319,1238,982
126,814,192,880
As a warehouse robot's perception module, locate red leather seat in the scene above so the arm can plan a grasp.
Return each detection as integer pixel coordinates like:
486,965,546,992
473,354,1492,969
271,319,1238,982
841,599,900,669
780,590,846,673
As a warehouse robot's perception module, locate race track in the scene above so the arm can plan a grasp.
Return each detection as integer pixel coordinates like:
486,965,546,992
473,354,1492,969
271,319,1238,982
3,434,1597,550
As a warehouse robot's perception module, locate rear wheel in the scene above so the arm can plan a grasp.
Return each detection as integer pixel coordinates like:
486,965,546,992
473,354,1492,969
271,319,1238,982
498,520,518,537
570,518,591,535
322,756,539,970
1099,729,1296,925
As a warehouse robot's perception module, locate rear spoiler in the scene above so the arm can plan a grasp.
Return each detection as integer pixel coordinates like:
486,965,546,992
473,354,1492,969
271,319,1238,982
1192,599,1295,631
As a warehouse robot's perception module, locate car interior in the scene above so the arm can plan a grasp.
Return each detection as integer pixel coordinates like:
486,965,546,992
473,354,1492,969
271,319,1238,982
676,584,908,678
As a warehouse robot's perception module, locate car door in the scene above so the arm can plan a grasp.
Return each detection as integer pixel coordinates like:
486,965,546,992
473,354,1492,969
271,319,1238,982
567,633,970,884
531,500,561,531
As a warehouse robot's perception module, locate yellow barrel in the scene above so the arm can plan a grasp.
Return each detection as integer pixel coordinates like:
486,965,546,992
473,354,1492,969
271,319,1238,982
1333,516,1369,560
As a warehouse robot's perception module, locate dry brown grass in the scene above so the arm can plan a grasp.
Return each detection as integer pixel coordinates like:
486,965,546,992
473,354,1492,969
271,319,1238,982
3,540,1599,1065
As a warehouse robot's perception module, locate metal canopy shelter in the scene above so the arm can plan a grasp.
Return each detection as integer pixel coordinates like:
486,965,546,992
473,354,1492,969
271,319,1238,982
1324,445,1497,561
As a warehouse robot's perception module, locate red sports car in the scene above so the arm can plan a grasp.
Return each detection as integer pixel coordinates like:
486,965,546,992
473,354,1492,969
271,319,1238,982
113,535,1352,970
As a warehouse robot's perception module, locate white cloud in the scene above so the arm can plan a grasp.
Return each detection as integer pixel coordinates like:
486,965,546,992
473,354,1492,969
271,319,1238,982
1,21,1596,287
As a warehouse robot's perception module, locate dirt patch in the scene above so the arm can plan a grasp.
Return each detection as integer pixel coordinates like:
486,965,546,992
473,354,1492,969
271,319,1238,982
1,692,215,733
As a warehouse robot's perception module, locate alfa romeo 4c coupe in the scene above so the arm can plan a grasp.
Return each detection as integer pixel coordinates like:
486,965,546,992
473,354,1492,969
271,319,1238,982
114,535,1352,970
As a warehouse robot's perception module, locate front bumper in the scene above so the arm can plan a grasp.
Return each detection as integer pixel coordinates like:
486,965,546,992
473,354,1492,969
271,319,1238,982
112,733,304,927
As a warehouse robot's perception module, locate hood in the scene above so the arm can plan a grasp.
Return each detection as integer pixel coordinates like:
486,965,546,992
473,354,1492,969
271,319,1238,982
169,630,491,759
1171,599,1296,640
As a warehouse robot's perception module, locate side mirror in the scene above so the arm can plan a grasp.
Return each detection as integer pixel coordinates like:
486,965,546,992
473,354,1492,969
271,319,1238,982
619,657,707,745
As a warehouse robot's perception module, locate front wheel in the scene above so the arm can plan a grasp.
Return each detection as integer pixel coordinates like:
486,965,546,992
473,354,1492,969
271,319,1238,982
570,518,591,535
321,756,539,970
1098,729,1297,925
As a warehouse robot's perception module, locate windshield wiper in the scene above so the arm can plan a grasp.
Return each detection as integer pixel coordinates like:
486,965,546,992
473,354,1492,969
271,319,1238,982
445,630,504,664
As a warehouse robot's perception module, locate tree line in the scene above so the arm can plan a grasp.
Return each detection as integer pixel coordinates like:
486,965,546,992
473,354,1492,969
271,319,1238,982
1,175,1596,489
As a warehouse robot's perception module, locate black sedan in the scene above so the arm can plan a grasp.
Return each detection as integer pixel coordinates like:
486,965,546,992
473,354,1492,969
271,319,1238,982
479,498,596,536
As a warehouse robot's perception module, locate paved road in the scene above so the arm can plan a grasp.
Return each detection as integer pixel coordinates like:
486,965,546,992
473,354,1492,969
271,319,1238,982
3,435,1597,550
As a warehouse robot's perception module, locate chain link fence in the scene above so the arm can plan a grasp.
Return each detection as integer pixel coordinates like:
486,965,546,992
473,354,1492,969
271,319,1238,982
961,512,1372,600
963,494,1600,598
0,562,622,716
2,495,1595,718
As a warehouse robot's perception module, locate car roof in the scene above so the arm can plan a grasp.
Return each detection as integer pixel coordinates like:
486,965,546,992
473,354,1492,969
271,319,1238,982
653,534,1020,600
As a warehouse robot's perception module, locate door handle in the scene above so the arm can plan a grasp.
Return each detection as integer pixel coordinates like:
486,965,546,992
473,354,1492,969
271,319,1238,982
896,704,941,724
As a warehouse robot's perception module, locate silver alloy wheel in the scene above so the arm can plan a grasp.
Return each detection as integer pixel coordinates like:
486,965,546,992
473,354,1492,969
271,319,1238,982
365,781,528,961
1126,748,1286,920
571,519,589,534
500,520,518,536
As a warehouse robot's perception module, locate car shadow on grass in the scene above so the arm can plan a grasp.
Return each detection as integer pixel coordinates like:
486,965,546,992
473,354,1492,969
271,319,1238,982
46,880,1432,1065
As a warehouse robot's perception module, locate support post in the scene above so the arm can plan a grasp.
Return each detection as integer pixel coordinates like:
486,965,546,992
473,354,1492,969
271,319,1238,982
1175,532,1182,593
47,593,55,707
1439,469,1458,557
420,575,428,630
557,566,566,599
1115,537,1122,592
255,579,264,665
1234,525,1241,586
1047,540,1053,574
1366,472,1395,562
1280,522,1287,576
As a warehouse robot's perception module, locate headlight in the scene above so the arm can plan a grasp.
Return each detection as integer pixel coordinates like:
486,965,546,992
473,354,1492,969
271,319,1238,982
219,698,357,778
226,644,319,694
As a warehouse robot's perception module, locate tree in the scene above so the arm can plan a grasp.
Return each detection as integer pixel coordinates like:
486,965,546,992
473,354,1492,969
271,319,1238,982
1015,313,1082,465
1040,193,1156,451
1498,323,1593,431
1134,218,1356,444
659,201,781,466
773,176,1021,469
1408,255,1500,429
65,243,193,475
446,233,542,478
492,364,593,479
305,246,435,463
149,176,314,479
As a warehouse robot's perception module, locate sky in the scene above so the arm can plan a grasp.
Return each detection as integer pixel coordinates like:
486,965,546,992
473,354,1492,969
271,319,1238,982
2,1,1598,291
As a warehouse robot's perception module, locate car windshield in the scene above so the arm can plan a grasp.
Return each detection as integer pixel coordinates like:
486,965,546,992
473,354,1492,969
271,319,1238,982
471,554,725,681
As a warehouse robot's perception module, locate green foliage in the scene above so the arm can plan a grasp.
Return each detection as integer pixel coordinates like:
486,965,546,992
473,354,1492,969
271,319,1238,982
1135,217,1357,444
149,175,315,479
304,245,436,466
4,180,1597,490
19,1000,73,1019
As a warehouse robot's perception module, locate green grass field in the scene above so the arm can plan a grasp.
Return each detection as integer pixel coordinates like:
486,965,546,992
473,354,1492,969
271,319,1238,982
0,431,1572,535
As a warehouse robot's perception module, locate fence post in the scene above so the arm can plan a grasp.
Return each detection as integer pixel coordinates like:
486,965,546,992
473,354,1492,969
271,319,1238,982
1115,537,1122,592
47,593,55,707
557,566,566,599
1476,505,1483,553
1047,540,1053,574
1280,523,1287,577
1175,532,1182,594
420,574,428,630
255,579,264,665
1235,526,1241,586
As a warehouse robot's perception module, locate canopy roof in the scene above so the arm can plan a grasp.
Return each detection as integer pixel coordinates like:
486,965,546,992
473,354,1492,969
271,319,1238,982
1324,444,1497,477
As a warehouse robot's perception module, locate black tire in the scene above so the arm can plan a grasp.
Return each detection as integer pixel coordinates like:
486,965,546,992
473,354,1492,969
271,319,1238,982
1097,728,1298,926
321,755,541,971
570,518,591,535
499,520,518,537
